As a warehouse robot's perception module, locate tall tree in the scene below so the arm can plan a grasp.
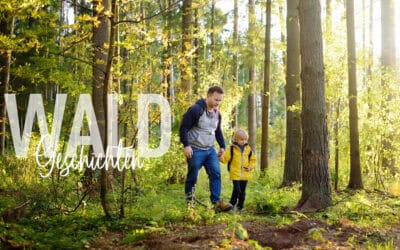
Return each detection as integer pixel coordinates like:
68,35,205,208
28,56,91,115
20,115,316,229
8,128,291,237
181,0,193,100
326,0,332,32
231,0,239,129
381,0,396,68
295,0,332,211
380,0,396,171
210,0,216,69
282,0,301,186
193,3,200,92
333,98,340,191
248,0,257,152
278,1,286,66
161,0,175,103
260,0,271,173
346,0,363,189
0,16,15,154
366,0,373,114
92,0,112,217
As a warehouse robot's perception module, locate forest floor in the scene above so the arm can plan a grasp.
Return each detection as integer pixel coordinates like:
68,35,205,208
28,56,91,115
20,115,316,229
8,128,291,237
2,170,400,249
90,217,400,249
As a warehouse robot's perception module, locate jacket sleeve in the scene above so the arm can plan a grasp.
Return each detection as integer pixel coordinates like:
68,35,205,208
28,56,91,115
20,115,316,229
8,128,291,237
219,145,231,164
179,104,201,147
248,150,257,169
215,113,226,149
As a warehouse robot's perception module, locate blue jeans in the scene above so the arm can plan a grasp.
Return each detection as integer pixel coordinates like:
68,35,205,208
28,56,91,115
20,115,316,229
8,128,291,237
185,147,221,204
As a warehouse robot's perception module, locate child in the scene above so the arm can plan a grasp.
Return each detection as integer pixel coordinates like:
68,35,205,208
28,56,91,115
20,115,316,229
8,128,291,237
220,129,256,213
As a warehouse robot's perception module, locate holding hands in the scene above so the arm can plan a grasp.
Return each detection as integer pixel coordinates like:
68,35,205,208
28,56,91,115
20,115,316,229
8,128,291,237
184,146,193,159
218,148,225,158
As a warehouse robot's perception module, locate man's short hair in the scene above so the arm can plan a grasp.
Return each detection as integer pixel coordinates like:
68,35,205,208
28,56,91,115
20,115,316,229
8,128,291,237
207,86,224,96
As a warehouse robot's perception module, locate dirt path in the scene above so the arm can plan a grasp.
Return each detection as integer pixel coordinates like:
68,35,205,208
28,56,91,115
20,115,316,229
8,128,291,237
90,219,397,249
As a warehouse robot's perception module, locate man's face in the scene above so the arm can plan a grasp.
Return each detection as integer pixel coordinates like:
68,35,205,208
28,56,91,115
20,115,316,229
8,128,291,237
206,92,223,110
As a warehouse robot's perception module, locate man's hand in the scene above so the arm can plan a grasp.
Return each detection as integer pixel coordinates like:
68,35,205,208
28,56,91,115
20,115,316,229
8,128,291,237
218,148,225,158
184,146,193,159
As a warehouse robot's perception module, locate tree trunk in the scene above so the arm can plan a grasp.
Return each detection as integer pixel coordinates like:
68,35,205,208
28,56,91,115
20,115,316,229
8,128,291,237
161,0,174,101
93,0,112,217
260,0,271,173
0,16,15,155
282,0,301,186
295,0,332,212
366,0,373,115
181,0,193,100
326,0,332,33
210,0,216,69
279,2,286,67
365,0,373,165
346,0,363,189
231,0,239,129
193,5,200,94
167,0,175,105
334,99,340,191
248,0,257,152
380,0,396,172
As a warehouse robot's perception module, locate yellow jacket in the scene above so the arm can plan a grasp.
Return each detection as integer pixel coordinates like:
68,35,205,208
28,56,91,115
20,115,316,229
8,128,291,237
220,144,256,180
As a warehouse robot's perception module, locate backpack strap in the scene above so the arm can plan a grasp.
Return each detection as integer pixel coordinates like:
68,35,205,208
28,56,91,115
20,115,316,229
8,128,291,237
197,106,205,125
184,104,204,126
227,145,234,171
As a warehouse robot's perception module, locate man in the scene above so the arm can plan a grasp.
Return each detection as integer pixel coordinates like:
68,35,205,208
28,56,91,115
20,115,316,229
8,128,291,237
179,86,233,212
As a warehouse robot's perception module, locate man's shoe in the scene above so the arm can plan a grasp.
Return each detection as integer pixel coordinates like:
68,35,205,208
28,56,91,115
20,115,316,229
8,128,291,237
214,201,233,212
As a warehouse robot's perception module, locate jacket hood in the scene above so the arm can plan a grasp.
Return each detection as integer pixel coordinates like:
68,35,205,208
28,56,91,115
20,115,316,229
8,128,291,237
195,98,207,109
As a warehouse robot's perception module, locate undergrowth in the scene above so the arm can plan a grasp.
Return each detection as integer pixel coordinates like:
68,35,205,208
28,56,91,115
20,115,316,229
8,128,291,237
1,157,399,248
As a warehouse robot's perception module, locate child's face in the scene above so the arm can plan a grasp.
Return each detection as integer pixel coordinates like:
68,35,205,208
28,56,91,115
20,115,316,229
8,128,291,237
236,137,247,146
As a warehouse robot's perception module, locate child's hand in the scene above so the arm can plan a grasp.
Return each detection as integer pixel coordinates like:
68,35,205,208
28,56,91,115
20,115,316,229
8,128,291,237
244,167,252,172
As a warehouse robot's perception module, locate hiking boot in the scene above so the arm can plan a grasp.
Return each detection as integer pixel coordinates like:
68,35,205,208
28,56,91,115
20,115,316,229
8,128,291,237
214,201,233,212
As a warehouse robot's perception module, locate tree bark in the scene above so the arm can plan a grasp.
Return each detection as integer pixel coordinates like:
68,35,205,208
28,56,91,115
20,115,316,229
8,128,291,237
181,0,193,100
380,0,396,172
296,0,332,212
365,0,373,162
346,0,363,189
161,0,174,101
210,0,216,69
282,0,301,186
248,0,257,152
193,4,200,94
366,0,373,115
278,3,286,67
167,0,175,105
231,0,239,129
260,0,271,173
334,99,340,191
92,0,112,217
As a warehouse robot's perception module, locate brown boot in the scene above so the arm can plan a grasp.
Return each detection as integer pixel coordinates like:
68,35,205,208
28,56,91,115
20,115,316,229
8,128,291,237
214,201,233,212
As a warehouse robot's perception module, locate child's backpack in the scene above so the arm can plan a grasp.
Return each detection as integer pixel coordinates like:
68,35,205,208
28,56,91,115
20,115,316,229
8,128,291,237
227,145,253,171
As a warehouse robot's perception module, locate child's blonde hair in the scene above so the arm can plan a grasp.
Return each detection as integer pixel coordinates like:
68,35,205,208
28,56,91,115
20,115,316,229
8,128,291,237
233,128,249,142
